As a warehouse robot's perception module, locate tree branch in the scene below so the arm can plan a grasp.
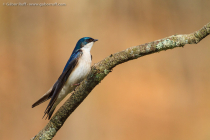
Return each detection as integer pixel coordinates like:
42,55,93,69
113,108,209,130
31,22,210,140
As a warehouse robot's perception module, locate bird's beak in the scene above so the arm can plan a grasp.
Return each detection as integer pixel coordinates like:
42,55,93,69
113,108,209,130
93,39,98,42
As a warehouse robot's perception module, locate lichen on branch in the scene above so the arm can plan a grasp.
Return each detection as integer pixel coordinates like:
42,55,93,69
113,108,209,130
31,22,210,140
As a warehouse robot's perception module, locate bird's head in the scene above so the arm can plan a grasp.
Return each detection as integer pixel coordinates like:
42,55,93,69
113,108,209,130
74,37,98,52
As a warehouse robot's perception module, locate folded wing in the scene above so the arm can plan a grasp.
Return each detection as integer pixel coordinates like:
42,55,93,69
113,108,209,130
32,49,83,119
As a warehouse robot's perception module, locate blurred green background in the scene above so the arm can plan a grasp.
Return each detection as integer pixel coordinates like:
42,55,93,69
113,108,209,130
0,0,210,140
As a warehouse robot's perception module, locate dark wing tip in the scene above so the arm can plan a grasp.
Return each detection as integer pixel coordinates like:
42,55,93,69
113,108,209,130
31,88,53,108
32,102,40,108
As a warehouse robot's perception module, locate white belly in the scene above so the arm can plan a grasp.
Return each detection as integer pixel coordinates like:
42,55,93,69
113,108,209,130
49,42,94,112
58,50,92,98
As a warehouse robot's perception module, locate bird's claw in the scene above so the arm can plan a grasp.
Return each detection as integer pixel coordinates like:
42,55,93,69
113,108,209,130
73,83,80,86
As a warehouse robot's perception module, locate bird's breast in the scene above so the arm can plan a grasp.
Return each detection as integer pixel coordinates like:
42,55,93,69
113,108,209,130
64,50,92,92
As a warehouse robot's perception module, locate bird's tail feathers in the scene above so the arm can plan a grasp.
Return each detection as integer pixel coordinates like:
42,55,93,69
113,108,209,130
43,98,58,120
43,107,56,120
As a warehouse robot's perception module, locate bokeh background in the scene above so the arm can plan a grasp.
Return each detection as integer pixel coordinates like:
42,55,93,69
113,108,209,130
1,0,210,140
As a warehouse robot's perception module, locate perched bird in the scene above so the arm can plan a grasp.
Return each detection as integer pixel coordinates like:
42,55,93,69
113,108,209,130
32,37,98,119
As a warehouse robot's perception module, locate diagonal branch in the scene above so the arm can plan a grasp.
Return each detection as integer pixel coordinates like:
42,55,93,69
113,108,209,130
31,22,210,140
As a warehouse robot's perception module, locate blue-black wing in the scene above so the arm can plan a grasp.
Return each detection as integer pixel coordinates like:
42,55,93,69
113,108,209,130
32,49,83,120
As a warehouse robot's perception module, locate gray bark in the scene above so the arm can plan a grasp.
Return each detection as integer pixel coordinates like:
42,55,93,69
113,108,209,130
31,22,210,140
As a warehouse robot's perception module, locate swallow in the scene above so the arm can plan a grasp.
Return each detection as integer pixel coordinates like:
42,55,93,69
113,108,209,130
32,37,98,119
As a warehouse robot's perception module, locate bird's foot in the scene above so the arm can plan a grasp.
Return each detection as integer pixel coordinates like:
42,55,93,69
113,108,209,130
73,83,80,86
73,83,81,91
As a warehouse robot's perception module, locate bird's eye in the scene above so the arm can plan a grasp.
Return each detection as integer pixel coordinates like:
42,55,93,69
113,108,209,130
87,38,94,42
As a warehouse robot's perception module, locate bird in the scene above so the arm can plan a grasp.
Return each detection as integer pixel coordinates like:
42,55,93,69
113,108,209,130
32,37,98,119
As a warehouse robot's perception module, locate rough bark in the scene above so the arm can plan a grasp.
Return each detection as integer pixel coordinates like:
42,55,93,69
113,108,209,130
31,22,210,140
